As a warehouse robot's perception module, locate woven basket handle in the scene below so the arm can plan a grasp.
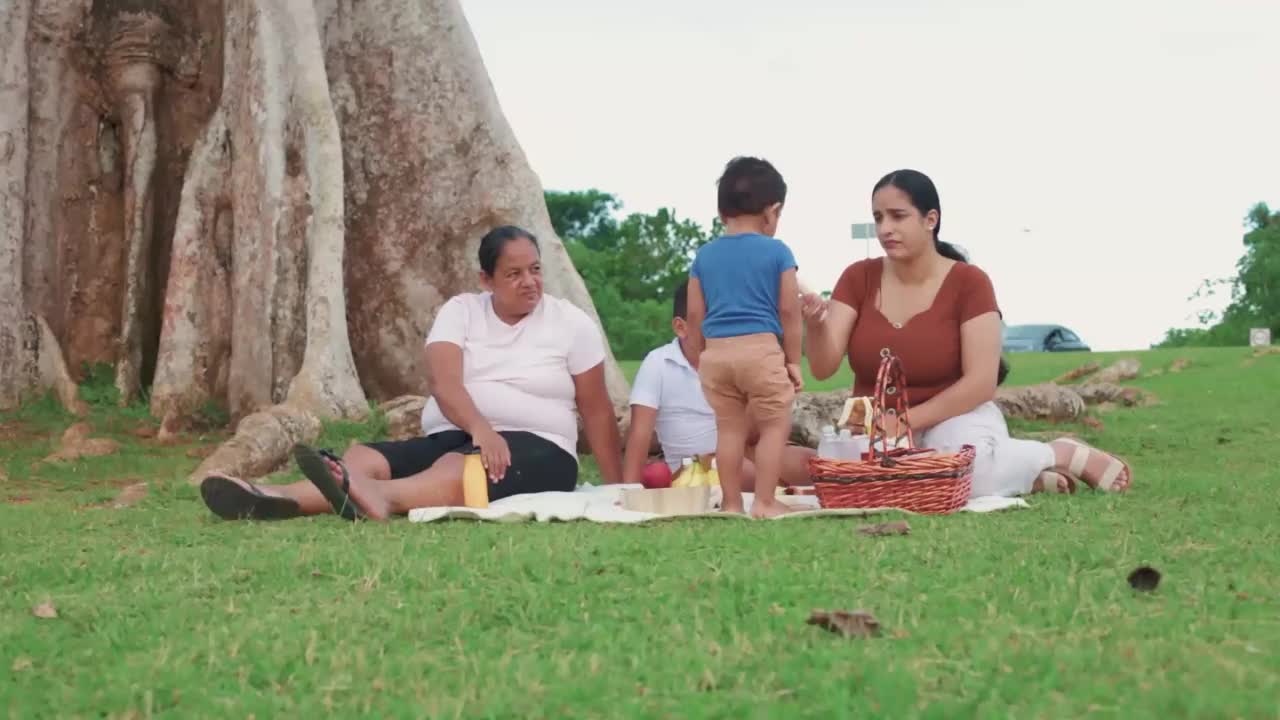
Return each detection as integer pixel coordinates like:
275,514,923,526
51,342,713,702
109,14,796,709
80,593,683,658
869,352,915,459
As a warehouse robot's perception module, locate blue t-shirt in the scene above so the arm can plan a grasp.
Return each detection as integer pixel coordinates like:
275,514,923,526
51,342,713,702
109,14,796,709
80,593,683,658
689,233,798,339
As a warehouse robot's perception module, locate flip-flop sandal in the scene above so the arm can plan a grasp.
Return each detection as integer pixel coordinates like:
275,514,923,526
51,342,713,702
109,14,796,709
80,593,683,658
200,474,302,521
1059,438,1132,493
293,444,366,521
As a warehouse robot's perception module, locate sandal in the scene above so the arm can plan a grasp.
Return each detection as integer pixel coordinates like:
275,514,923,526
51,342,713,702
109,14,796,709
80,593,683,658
293,444,367,520
200,474,302,521
1057,438,1132,493
1033,470,1076,494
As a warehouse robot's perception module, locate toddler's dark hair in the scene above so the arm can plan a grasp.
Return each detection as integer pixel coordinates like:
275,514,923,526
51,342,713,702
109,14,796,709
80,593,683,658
717,156,787,218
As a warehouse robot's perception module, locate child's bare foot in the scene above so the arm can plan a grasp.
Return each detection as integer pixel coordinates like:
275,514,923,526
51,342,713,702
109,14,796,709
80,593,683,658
719,501,745,515
750,498,796,519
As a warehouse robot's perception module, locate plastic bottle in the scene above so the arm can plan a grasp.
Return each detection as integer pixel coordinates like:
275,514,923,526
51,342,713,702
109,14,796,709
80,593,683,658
849,432,871,460
462,454,489,508
836,428,855,460
817,425,838,459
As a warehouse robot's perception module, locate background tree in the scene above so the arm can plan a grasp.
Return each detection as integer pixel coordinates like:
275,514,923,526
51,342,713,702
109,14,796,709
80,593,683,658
1158,202,1279,347
546,190,723,358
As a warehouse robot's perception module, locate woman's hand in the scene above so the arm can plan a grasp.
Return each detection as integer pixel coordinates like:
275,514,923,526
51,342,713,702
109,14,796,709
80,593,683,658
878,412,907,444
800,292,829,325
471,426,511,481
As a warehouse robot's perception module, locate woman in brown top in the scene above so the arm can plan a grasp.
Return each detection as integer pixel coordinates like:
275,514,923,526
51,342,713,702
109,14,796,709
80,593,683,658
801,170,1132,496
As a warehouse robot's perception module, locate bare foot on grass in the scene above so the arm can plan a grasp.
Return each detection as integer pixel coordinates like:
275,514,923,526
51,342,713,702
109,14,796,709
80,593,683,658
750,498,796,519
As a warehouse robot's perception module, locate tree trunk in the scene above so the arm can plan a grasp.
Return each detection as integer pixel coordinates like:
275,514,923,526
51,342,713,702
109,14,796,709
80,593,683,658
320,0,629,405
2,0,627,480
0,0,35,411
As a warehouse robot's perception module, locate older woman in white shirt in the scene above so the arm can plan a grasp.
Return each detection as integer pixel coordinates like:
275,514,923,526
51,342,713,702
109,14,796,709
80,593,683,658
200,226,623,521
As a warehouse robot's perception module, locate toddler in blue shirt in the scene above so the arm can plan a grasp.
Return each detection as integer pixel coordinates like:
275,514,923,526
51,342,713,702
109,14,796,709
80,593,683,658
686,156,803,517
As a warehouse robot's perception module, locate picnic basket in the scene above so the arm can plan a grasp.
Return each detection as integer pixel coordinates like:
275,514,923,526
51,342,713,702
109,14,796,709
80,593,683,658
807,352,975,514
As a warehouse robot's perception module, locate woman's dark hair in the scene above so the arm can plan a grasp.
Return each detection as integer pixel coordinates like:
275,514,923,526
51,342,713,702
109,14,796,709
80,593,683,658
872,169,970,262
873,169,1011,385
478,225,539,276
717,156,787,217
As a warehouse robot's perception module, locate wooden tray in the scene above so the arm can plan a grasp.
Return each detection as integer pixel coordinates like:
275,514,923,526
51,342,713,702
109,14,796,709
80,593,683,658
621,486,712,516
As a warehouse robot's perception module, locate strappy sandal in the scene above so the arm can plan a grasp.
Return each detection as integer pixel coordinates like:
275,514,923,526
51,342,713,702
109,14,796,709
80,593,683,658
200,474,303,521
1033,470,1077,495
1057,438,1133,493
293,444,367,520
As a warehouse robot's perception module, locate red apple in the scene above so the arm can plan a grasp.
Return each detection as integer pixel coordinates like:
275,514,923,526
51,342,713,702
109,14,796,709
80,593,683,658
641,461,673,489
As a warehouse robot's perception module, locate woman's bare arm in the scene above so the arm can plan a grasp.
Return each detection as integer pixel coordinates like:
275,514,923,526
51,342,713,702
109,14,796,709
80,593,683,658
802,296,857,381
424,343,491,436
574,362,623,484
901,311,1002,432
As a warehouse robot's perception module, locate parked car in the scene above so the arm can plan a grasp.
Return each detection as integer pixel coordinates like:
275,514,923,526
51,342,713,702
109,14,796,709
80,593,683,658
1002,324,1091,353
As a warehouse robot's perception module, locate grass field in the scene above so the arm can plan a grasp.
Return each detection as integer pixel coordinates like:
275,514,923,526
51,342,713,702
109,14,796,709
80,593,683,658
2,347,1278,718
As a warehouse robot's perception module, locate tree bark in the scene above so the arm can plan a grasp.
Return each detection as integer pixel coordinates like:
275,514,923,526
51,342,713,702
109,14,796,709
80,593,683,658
0,0,35,411
4,0,628,480
320,0,629,408
151,0,368,433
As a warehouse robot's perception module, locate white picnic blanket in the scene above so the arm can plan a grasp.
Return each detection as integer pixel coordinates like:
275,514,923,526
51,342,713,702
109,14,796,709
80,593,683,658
407,483,1028,525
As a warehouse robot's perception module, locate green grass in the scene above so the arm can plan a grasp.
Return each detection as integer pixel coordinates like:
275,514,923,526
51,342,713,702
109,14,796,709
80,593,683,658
3,347,1279,717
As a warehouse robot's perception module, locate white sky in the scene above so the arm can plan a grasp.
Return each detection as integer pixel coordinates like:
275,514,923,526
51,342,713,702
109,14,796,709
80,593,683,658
461,0,1280,351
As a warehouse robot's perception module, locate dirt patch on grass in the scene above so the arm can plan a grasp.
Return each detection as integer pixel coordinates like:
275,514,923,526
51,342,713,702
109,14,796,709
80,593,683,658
0,421,48,445
85,481,149,509
41,423,121,464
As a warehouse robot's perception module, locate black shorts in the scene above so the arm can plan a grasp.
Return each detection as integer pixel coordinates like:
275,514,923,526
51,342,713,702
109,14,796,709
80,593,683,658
361,430,578,502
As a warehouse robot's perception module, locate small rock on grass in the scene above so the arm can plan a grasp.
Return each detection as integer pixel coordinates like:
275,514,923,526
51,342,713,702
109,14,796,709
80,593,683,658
1051,362,1100,384
89,482,149,510
807,609,882,638
32,601,58,619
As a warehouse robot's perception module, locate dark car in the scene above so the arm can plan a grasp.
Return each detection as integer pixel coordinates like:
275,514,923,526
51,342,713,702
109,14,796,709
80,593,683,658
1002,324,1091,353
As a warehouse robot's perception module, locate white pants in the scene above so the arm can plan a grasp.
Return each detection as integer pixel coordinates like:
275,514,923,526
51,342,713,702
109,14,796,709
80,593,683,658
918,401,1055,497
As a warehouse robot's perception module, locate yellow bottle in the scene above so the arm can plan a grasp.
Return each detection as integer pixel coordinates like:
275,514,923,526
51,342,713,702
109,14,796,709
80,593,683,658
462,454,489,508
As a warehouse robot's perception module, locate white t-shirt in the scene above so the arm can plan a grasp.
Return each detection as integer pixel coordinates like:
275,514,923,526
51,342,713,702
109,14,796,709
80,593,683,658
628,338,717,469
420,292,606,459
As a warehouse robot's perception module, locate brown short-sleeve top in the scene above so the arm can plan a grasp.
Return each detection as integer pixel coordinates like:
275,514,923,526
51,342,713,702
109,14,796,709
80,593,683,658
830,258,1000,405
